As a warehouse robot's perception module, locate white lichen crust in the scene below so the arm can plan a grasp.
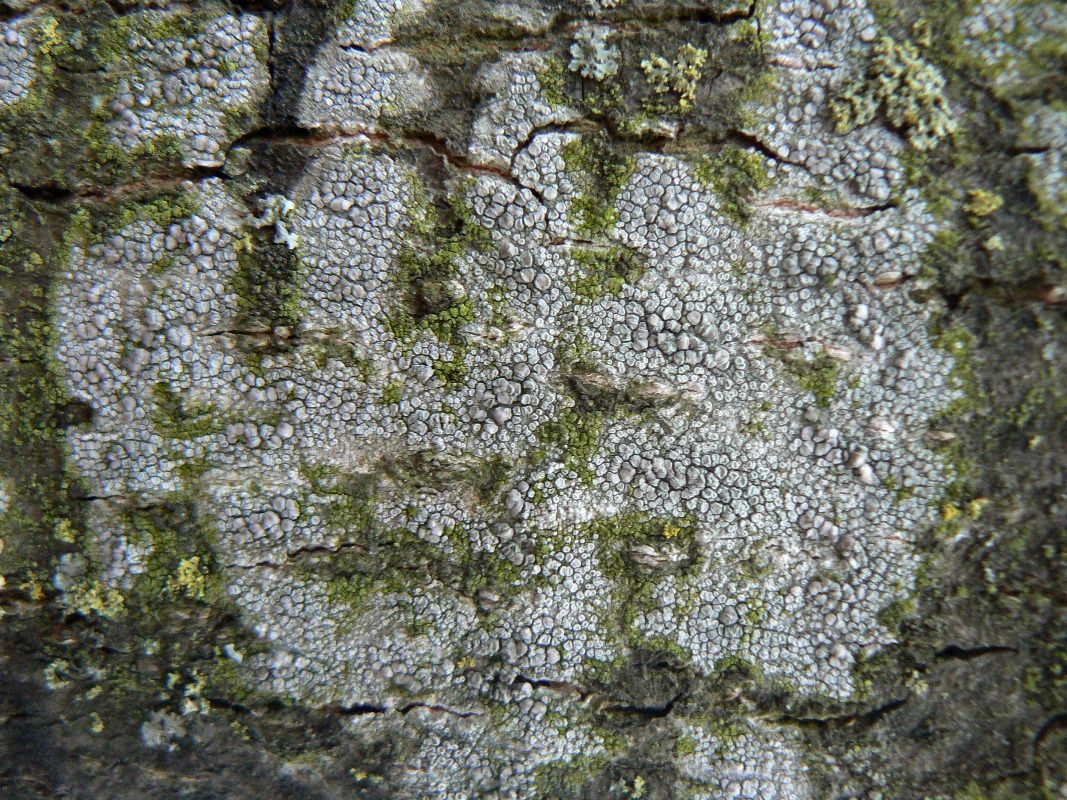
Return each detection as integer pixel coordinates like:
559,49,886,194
298,1,434,134
0,15,38,109
49,1,966,797
103,12,270,167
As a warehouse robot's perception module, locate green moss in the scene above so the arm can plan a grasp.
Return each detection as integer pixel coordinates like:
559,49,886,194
0,196,90,580
877,595,918,632
66,192,201,251
306,336,375,380
637,635,690,663
568,245,647,301
229,233,307,330
96,8,218,66
532,753,612,799
303,455,529,603
381,378,404,406
82,127,186,175
1012,370,1067,431
535,406,604,484
712,654,763,682
588,514,695,550
921,227,965,280
421,297,475,342
387,180,491,386
150,382,227,440
121,500,230,619
561,133,636,237
795,358,841,408
431,354,469,388
577,512,697,647
673,734,699,758
693,146,772,223
536,57,568,108
761,337,841,408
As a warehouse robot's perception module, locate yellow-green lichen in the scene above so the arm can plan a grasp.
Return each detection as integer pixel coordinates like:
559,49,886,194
641,43,708,114
831,36,958,151
964,188,1004,218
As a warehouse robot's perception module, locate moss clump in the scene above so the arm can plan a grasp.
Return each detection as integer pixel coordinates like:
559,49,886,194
794,358,841,408
831,36,958,151
533,753,612,799
0,195,91,582
82,129,186,176
641,43,708,113
568,245,647,301
388,181,491,387
96,9,211,66
121,500,229,619
381,378,404,406
305,335,375,380
694,146,772,223
561,133,636,237
585,512,695,551
762,338,841,408
877,595,918,632
230,233,306,331
420,297,475,342
920,227,966,283
535,406,605,484
300,461,528,612
739,400,772,437
150,382,227,440
673,734,699,758
536,56,568,108
65,192,200,250
579,512,698,646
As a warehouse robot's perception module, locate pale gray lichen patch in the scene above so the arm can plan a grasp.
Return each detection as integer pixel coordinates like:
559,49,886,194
0,15,39,110
747,0,906,206
298,3,434,134
333,0,427,50
49,1,968,795
102,12,270,167
674,720,811,799
468,51,581,170
569,24,620,81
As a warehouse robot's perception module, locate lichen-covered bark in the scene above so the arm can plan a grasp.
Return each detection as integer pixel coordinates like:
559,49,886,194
0,1,1064,798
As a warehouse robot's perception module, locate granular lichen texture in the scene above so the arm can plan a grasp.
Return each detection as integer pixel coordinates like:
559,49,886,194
2,1,1066,799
